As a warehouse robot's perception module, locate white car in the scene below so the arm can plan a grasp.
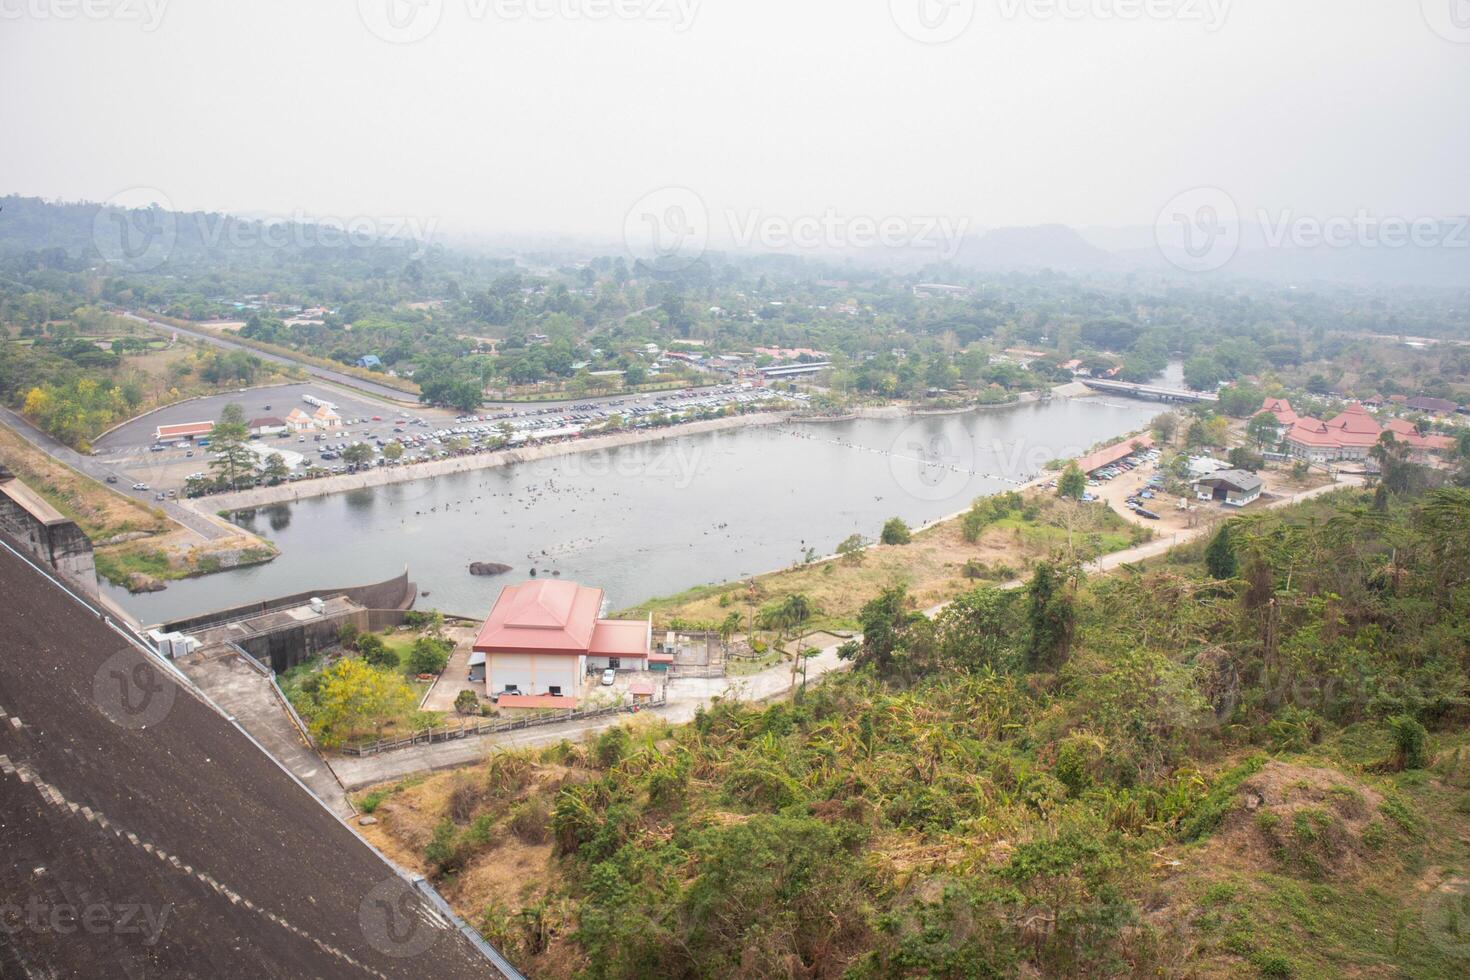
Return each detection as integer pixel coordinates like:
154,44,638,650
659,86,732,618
600,668,616,686
131,482,149,491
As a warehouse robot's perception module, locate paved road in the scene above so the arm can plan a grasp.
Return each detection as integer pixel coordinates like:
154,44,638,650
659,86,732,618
331,644,852,790
120,312,421,406
0,402,227,542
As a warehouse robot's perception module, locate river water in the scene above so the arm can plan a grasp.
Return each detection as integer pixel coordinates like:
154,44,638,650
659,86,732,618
108,392,1164,623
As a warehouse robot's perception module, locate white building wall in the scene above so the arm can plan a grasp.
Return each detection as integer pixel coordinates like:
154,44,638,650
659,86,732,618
486,652,581,696
587,655,647,672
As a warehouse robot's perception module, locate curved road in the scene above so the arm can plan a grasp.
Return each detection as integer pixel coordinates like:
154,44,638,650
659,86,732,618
0,402,229,542
118,312,420,405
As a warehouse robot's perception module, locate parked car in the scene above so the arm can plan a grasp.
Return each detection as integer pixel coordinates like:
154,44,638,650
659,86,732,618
600,668,616,686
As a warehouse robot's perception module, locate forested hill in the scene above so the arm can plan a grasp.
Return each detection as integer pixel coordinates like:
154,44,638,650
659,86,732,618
364,483,1470,978
0,194,439,268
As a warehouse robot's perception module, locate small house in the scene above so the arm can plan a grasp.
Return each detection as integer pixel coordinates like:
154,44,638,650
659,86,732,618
1193,469,1263,507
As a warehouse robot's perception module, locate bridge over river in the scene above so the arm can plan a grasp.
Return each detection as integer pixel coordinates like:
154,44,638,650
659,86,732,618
1081,378,1218,403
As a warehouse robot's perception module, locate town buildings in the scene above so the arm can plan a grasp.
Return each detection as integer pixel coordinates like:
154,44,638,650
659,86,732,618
1269,398,1456,464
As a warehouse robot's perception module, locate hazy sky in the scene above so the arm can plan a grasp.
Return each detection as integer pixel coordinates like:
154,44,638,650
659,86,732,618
3,0,1468,247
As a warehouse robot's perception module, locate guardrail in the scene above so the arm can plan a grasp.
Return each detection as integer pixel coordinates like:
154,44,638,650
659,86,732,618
338,692,667,757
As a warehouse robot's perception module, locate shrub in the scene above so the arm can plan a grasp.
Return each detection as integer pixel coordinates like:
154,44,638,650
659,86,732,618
880,517,911,545
357,633,397,669
408,635,453,675
509,796,551,844
454,688,480,715
594,726,631,769
1389,715,1428,771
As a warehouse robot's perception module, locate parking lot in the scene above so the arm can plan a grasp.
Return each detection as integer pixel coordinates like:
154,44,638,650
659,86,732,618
91,381,790,498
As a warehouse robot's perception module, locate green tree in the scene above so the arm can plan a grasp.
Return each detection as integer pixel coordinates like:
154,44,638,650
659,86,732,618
263,452,289,484
209,402,254,490
454,689,481,716
1205,522,1239,579
357,633,397,669
1246,411,1280,447
836,533,866,564
342,442,374,467
1057,461,1086,500
309,658,416,747
382,440,404,462
1025,561,1076,672
408,634,453,675
880,517,911,545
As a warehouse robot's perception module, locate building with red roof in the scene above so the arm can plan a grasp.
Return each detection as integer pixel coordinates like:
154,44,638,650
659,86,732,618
154,420,214,443
1382,419,1456,461
1075,433,1154,476
1278,402,1446,465
472,580,654,703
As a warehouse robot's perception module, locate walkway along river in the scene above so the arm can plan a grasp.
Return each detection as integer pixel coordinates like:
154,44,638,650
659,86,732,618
107,393,1162,624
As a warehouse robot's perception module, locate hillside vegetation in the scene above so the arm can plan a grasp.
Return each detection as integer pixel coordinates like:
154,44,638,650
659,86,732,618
358,484,1470,978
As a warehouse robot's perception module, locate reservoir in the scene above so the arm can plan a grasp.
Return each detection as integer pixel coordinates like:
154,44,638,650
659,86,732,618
108,392,1163,623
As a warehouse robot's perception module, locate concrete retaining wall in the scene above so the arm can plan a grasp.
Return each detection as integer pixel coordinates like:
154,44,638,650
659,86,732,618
0,468,98,596
159,568,415,634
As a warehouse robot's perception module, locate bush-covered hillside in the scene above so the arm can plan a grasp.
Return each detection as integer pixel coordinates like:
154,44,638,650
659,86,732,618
357,484,1470,977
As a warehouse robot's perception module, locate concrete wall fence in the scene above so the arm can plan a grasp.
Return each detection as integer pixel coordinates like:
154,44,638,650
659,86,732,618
160,568,415,634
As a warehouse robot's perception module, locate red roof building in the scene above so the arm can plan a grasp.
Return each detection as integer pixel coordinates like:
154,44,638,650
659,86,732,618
1075,434,1154,475
1279,402,1448,465
1383,419,1456,460
473,580,652,704
154,420,214,442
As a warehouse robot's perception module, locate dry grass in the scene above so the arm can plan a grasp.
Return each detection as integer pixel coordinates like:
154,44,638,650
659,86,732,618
627,493,1143,628
0,420,169,539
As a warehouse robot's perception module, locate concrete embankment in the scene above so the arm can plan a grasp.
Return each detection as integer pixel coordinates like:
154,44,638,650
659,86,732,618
193,411,795,513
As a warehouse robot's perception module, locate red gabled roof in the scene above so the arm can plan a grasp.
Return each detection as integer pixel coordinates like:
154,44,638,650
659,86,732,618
1261,397,1297,425
1285,418,1341,447
1075,434,1154,475
589,619,650,658
1384,419,1455,452
474,580,603,653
